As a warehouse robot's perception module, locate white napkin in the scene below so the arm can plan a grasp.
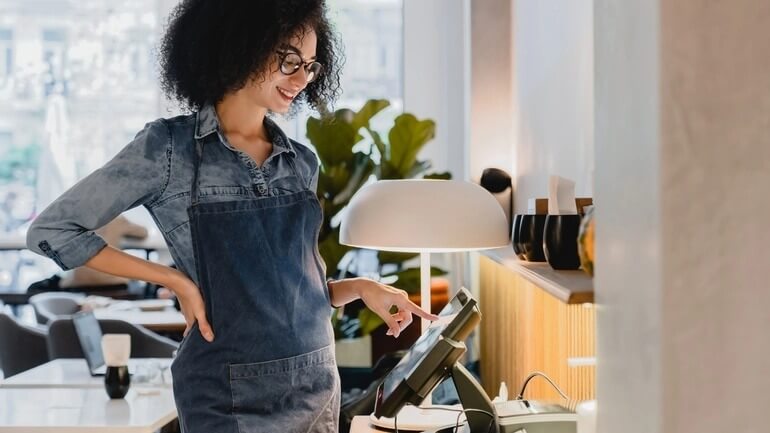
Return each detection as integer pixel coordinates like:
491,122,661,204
548,175,577,214
102,334,131,367
527,198,537,214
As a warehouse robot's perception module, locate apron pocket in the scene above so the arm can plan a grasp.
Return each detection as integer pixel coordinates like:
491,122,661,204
229,345,339,433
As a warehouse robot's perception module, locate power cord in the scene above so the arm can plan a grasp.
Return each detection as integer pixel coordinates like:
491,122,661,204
515,371,569,401
392,404,496,433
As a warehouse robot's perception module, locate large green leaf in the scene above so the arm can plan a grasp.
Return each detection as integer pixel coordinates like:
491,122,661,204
366,127,387,160
404,160,433,179
376,159,399,180
352,99,390,132
377,251,418,265
332,152,375,206
306,113,357,167
388,114,436,175
320,164,353,199
423,171,452,180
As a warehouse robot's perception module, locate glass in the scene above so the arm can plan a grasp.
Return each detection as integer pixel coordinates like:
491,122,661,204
131,359,172,386
276,51,323,83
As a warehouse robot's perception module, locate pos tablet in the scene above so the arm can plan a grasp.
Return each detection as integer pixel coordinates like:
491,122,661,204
373,287,498,432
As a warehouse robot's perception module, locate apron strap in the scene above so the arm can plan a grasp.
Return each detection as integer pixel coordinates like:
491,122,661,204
283,147,305,189
191,138,204,207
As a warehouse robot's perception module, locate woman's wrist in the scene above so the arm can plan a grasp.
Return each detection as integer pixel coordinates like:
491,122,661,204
328,277,363,307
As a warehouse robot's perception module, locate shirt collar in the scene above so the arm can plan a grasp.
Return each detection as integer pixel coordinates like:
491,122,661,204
194,104,296,157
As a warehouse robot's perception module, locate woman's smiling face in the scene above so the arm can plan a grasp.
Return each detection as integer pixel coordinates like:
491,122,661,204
246,29,318,114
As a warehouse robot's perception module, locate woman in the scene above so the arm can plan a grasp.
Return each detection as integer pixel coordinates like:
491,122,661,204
26,1,436,432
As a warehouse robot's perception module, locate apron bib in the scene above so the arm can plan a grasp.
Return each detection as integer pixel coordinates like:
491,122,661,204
171,136,339,433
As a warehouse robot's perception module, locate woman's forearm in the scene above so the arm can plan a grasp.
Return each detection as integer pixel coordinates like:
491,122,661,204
328,278,362,308
84,245,185,291
87,245,213,341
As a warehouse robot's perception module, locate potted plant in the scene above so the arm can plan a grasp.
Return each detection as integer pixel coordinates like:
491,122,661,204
307,99,450,356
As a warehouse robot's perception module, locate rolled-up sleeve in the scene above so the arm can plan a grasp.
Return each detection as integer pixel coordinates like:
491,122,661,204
26,119,171,270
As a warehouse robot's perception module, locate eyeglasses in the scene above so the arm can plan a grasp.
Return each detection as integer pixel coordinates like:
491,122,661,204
276,51,323,83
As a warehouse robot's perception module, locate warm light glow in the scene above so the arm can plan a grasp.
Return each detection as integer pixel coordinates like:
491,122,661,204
340,179,510,251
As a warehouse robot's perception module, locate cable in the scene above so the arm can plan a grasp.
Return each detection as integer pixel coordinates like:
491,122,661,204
515,371,569,401
453,408,495,433
391,404,497,433
394,405,462,433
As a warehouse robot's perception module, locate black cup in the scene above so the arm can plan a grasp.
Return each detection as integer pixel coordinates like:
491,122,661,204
105,365,131,399
543,215,582,270
511,214,526,258
518,215,547,262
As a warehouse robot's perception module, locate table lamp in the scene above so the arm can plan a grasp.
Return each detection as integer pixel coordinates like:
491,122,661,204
340,179,510,332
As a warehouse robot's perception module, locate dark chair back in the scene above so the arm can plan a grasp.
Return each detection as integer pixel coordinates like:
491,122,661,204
0,312,49,377
47,317,178,359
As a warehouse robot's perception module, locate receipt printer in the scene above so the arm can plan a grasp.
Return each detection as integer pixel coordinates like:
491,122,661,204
495,400,577,433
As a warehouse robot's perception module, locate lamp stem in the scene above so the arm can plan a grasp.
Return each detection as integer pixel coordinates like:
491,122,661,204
420,252,431,333
420,251,432,407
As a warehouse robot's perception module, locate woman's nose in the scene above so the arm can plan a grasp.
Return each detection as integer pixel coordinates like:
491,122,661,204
290,66,309,87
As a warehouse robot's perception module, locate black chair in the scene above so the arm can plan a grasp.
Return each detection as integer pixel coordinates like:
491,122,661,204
0,312,49,378
47,317,178,359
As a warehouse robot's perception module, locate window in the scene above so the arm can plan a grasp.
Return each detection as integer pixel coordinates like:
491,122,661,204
0,28,11,80
0,0,405,292
0,0,166,291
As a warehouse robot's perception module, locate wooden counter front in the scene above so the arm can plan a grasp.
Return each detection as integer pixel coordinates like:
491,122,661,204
478,255,596,405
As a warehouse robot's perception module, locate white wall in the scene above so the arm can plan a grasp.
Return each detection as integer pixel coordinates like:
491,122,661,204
510,0,594,212
469,0,514,184
594,0,662,431
404,0,470,181
596,1,770,432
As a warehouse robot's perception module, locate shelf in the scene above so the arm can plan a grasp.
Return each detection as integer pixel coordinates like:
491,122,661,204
479,246,594,304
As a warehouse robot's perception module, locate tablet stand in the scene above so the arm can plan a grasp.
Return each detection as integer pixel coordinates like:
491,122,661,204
450,363,500,433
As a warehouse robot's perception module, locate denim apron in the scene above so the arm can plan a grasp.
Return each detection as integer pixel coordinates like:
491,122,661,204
171,136,339,433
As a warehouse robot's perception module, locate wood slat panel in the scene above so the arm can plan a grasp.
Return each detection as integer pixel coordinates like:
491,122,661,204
478,256,596,405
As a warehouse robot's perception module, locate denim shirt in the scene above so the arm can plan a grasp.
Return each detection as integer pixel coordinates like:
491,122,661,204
26,104,321,287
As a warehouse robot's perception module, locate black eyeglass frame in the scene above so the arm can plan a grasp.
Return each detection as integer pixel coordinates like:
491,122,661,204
275,50,323,83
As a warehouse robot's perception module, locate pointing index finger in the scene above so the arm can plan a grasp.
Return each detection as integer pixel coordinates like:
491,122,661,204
401,299,439,321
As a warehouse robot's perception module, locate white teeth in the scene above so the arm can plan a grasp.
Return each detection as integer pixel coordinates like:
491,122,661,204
277,87,296,99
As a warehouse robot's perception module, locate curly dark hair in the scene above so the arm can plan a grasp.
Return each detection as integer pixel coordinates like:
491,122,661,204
159,0,342,114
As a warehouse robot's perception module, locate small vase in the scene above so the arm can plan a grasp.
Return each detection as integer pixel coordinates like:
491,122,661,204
519,215,547,262
105,365,131,399
511,214,526,259
544,215,582,270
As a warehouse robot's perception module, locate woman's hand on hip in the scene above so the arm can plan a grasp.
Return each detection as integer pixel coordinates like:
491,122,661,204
348,278,438,338
168,271,214,342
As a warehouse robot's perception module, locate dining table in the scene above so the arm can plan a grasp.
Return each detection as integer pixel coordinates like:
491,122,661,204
0,358,178,433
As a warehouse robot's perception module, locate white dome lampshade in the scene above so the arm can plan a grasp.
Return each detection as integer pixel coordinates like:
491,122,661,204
340,179,510,252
